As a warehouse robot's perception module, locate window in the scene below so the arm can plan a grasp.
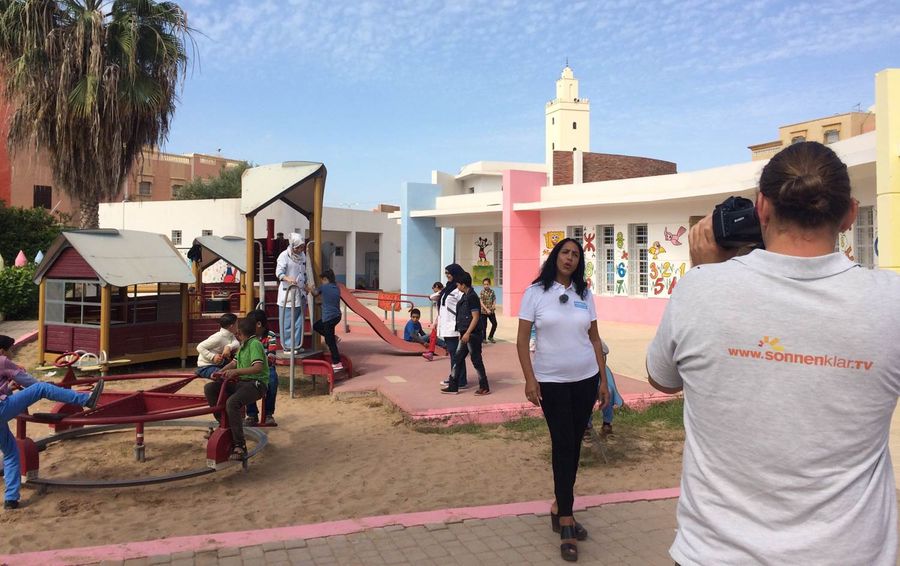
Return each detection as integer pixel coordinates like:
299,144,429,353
494,231,503,286
171,230,182,245
45,280,102,325
855,206,876,268
566,225,584,247
138,181,152,197
572,122,577,130
172,184,183,198
466,186,475,194
599,225,615,294
628,224,649,295
791,135,806,144
824,129,840,144
201,229,213,237
552,142,555,150
551,117,555,125
33,185,52,209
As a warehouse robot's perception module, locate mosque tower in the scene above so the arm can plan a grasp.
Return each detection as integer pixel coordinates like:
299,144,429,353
545,65,591,170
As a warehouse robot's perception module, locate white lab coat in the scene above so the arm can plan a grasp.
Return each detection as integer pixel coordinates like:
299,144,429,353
275,249,307,307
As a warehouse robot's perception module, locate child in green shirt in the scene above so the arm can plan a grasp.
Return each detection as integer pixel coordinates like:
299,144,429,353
203,317,268,460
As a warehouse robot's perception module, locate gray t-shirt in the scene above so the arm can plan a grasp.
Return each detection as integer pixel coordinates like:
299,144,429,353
647,250,900,566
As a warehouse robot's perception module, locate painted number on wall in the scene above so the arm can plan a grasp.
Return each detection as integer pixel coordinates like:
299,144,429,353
649,262,686,296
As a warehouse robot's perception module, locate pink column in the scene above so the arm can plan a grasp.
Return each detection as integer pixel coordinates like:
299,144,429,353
502,170,545,317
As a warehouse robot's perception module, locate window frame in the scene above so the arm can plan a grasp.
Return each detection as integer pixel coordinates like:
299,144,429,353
171,230,182,246
598,225,615,295
628,223,649,296
854,206,876,269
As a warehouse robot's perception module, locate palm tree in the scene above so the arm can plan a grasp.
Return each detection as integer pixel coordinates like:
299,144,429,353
0,0,193,228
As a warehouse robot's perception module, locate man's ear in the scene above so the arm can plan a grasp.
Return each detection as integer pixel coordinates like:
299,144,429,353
838,198,859,233
756,193,771,228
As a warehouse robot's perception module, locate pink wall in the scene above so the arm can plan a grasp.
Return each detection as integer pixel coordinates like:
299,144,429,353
502,170,545,316
595,295,669,326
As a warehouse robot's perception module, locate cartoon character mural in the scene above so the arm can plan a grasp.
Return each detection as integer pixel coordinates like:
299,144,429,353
542,230,565,257
838,232,854,261
664,226,687,246
614,230,628,295
648,224,687,297
472,234,494,286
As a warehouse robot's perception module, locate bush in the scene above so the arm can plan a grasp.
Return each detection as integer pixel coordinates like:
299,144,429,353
0,263,39,320
0,204,69,264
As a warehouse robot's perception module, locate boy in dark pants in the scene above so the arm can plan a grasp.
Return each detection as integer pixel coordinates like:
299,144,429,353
203,317,268,460
244,309,279,426
308,269,343,371
441,271,490,396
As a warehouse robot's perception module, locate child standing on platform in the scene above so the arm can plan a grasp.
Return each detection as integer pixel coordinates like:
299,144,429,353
308,269,343,371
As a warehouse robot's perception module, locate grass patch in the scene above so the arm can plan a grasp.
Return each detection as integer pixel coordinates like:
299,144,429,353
414,422,488,436
614,398,684,429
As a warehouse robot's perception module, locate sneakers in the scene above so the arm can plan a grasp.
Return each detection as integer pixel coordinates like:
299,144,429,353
440,387,459,395
4,500,18,510
459,383,471,390
332,362,344,371
474,388,491,396
84,379,104,410
264,416,277,426
601,422,613,437
244,416,259,427
439,380,469,389
229,444,248,461
422,352,434,361
488,338,496,344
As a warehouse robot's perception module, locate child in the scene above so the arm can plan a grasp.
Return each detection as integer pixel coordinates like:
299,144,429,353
441,271,490,396
404,308,428,345
203,318,268,460
244,309,279,426
196,313,239,379
584,339,624,442
307,269,343,371
479,278,498,343
0,335,104,509
422,282,445,361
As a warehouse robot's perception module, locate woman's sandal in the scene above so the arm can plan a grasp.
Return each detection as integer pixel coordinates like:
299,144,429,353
560,525,578,562
551,511,588,540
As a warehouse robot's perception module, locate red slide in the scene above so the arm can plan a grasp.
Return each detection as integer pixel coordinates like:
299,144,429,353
338,284,446,355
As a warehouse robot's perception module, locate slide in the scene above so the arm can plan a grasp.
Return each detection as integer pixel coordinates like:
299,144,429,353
338,284,446,355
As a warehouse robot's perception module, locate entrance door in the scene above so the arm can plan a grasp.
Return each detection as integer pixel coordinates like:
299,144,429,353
365,252,379,290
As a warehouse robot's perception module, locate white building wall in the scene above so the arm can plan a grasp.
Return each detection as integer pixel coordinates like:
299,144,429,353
99,198,401,290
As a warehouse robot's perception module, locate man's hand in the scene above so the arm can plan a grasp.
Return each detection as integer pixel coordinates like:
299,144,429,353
689,214,739,266
461,332,471,344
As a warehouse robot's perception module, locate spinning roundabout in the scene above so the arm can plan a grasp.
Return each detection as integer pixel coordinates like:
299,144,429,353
15,355,269,488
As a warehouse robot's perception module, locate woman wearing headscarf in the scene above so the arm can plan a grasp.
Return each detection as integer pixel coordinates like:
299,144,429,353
275,233,308,353
437,263,467,389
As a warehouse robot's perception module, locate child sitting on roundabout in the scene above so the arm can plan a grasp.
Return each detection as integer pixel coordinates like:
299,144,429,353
0,335,104,510
202,318,269,461
244,309,279,427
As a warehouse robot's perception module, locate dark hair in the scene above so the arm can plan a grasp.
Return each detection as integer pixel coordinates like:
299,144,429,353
249,309,268,329
0,335,14,351
440,264,464,306
432,281,444,290
759,141,852,229
410,308,421,317
238,317,257,338
482,278,491,285
532,238,587,298
321,269,335,282
219,313,238,329
456,271,472,287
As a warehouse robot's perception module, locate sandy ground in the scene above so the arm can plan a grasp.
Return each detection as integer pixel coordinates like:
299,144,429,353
0,353,683,554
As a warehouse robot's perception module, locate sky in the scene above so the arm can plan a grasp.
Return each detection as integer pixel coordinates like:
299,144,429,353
165,0,900,208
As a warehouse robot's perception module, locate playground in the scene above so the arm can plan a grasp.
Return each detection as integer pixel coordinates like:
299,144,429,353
0,319,684,556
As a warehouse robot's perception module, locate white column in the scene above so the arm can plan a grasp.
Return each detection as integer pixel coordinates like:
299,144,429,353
345,230,357,288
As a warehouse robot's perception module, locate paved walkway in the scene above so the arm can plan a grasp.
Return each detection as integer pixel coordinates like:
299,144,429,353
9,490,682,566
0,319,37,342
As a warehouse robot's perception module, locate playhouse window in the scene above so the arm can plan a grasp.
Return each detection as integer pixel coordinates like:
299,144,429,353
45,280,102,325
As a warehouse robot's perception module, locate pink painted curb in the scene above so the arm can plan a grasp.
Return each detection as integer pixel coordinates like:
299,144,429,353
2,487,680,565
13,330,38,348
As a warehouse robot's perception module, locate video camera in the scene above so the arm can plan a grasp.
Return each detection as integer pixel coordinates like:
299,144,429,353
712,196,764,249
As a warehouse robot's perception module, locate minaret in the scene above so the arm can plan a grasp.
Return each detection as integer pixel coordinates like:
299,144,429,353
545,65,591,175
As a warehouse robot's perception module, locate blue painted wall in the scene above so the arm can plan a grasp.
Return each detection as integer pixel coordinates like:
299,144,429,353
401,182,442,305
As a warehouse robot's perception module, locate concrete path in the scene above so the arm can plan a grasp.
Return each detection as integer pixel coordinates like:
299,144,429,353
0,319,37,342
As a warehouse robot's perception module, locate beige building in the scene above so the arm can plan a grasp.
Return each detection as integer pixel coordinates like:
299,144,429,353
748,111,876,160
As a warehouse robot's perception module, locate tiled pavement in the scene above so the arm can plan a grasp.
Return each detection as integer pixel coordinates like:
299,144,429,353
85,499,678,566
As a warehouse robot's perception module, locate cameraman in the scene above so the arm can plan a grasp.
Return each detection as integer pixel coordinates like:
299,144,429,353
647,141,900,565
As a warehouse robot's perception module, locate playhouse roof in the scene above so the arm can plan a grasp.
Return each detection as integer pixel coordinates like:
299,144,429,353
191,235,247,273
34,229,194,287
240,161,327,218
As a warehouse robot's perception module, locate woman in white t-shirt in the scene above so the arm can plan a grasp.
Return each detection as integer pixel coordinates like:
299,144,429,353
437,264,467,388
516,238,610,563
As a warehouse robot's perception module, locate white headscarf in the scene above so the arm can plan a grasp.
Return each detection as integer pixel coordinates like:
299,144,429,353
288,233,305,262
